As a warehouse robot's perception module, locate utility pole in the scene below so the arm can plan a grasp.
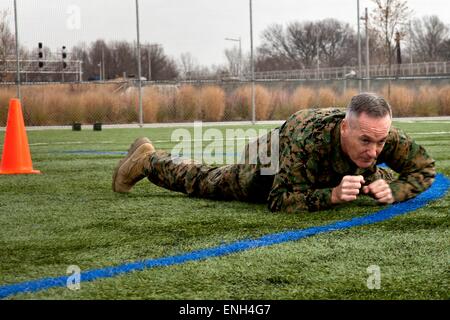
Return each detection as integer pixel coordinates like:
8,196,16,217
135,0,143,127
79,60,83,82
13,0,21,100
316,28,320,80
409,20,413,76
395,31,402,78
147,46,151,81
102,45,105,81
238,37,242,79
362,7,370,91
249,0,255,125
357,0,362,92
409,20,413,64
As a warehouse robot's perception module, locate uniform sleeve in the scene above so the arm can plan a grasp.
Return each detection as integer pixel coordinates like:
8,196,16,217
267,146,334,213
381,128,436,202
364,166,396,185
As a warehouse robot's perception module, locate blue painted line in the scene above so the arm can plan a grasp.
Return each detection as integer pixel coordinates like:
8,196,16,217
1,174,448,299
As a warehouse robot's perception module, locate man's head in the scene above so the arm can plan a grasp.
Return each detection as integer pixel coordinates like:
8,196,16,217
340,93,392,168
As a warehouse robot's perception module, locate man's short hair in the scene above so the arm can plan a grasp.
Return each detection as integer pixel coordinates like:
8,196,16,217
346,93,392,119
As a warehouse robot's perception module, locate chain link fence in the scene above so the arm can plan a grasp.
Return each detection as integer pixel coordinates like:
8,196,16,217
1,77,450,126
1,1,450,126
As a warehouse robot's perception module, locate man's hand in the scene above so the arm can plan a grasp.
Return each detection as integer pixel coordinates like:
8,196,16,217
331,175,365,204
362,179,394,204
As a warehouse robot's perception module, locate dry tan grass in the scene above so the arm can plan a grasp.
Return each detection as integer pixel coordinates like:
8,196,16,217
1,83,449,126
80,88,122,123
290,87,315,110
254,85,272,120
142,87,163,123
270,88,293,120
174,85,200,121
337,89,359,108
198,86,226,121
227,86,250,120
414,86,440,116
382,85,414,117
0,87,17,125
317,87,337,108
228,85,272,120
438,85,450,115
153,87,177,122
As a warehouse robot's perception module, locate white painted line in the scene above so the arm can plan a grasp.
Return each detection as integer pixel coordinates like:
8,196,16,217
28,141,115,146
411,131,450,135
1,117,450,131
14,131,448,148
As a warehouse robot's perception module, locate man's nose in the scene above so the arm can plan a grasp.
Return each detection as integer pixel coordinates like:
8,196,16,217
367,144,377,158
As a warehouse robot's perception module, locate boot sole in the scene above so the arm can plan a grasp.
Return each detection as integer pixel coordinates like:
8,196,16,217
112,137,152,192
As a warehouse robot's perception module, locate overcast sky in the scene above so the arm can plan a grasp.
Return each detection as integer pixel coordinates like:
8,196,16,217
1,0,449,66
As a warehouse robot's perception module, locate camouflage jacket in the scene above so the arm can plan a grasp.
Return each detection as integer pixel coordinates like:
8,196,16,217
267,108,436,212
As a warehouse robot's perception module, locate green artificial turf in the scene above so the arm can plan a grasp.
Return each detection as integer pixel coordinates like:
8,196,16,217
0,121,449,299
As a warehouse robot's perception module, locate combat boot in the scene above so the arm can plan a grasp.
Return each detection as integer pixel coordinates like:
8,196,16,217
112,137,155,193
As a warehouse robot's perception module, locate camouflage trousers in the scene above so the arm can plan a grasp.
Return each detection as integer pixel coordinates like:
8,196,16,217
144,128,396,204
145,152,395,202
145,132,278,203
146,151,274,203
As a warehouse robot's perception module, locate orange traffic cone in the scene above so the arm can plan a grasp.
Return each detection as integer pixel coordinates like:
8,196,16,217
0,98,40,174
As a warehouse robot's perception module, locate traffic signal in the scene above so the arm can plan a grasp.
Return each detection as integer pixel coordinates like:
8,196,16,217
38,42,44,68
62,46,67,69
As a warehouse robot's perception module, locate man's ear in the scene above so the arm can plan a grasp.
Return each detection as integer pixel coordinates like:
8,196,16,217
341,118,348,136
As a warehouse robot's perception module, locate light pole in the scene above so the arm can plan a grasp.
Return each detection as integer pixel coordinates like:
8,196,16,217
357,0,362,92
361,7,370,91
225,37,242,79
249,0,255,125
13,0,20,100
98,62,102,81
102,45,105,80
135,0,143,127
409,20,413,76
147,46,151,81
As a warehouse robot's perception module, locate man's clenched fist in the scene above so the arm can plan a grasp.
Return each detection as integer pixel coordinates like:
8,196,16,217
331,175,365,204
362,179,394,204
331,176,394,205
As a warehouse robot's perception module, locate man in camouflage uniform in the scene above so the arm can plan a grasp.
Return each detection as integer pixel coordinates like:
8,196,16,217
112,93,436,212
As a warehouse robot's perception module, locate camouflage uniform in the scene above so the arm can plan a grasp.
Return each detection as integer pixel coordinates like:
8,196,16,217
145,108,436,212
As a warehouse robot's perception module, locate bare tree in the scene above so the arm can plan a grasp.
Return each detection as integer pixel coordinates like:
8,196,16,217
0,10,15,81
71,40,178,81
178,52,199,80
257,23,301,70
157,56,178,81
256,19,357,71
285,21,318,68
411,15,449,61
365,24,386,65
89,39,110,80
439,39,450,60
370,0,411,68
317,19,357,67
